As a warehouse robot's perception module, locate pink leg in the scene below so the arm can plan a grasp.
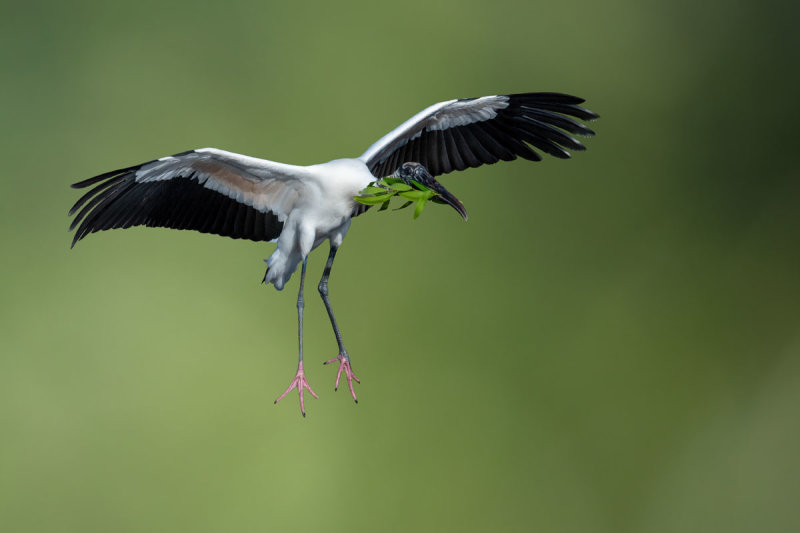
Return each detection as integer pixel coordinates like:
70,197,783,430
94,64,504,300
324,354,360,402
274,361,318,417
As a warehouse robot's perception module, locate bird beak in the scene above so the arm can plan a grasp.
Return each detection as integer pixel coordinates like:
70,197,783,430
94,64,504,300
395,165,468,221
431,187,468,221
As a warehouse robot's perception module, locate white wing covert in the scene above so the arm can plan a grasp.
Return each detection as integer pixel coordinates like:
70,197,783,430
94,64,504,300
69,148,311,246
359,92,598,178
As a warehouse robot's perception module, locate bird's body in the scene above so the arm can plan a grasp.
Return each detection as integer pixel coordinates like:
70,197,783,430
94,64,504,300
262,157,375,289
69,92,598,415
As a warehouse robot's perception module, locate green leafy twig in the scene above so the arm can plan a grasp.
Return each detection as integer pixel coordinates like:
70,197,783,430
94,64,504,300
354,177,439,220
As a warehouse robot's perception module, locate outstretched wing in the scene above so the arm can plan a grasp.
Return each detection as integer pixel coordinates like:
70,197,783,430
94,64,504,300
359,92,598,178
68,148,313,247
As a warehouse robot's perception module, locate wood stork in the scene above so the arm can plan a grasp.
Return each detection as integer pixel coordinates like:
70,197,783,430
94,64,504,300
69,92,598,416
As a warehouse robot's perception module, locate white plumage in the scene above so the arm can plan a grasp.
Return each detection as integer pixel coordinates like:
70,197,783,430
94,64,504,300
69,92,598,416
263,158,374,290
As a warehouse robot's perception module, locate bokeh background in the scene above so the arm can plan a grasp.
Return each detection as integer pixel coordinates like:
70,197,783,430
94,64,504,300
2,1,799,531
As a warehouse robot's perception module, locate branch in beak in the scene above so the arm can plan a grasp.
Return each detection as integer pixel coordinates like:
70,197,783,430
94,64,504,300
393,163,468,221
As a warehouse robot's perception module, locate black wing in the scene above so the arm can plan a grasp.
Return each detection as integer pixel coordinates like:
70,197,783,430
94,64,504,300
67,148,314,247
360,92,598,178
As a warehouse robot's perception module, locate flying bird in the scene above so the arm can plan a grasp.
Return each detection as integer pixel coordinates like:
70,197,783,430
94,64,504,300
68,92,598,416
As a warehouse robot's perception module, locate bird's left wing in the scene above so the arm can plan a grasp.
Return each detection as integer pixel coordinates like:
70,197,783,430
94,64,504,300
69,148,313,247
359,92,598,178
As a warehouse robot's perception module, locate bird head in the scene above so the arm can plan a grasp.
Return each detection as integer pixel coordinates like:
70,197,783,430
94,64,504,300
392,162,468,221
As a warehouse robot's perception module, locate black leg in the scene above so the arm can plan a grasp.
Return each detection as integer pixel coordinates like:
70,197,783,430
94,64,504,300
318,244,347,357
319,243,360,401
274,256,317,416
297,256,307,363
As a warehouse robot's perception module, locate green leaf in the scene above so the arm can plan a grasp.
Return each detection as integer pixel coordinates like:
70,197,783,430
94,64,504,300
414,198,427,219
354,193,395,205
413,181,438,197
397,190,428,201
354,174,458,220
361,185,388,194
388,182,412,192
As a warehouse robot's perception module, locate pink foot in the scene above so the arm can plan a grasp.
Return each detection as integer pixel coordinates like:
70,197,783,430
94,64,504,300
274,361,318,417
324,354,360,403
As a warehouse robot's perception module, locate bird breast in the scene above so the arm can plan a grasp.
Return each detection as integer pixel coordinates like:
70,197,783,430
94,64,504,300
307,158,376,215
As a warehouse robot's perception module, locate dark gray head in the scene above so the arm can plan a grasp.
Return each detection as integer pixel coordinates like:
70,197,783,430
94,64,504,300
392,162,468,220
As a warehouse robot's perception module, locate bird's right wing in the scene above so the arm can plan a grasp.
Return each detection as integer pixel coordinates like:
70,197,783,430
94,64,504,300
68,148,313,247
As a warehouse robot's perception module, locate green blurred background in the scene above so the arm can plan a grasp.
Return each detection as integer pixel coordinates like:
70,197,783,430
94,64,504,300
2,1,799,531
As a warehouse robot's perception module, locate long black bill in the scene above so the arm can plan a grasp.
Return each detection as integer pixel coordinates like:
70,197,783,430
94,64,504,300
429,186,468,221
395,163,468,221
